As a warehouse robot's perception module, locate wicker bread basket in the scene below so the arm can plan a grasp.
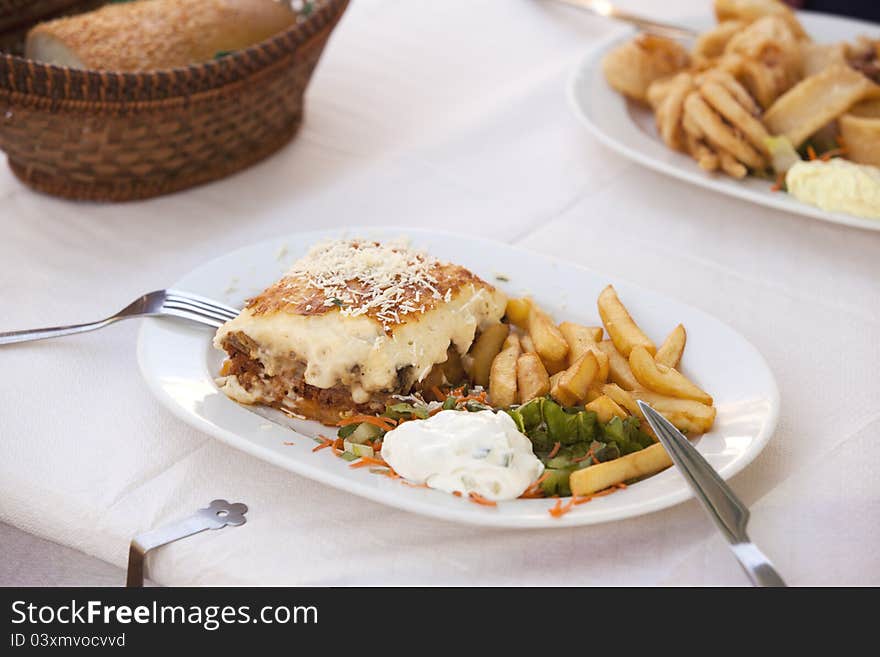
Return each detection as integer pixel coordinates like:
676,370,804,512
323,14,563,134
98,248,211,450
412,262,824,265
0,0,349,201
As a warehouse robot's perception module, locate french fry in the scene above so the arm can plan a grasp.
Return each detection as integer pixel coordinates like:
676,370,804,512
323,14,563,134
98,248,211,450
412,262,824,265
467,323,510,388
602,383,656,439
629,345,713,405
558,321,610,382
585,386,604,402
543,357,569,376
550,352,599,407
597,285,656,357
597,340,640,390
520,334,536,354
489,336,520,408
584,394,627,423
559,322,601,356
655,324,686,369
516,353,550,403
601,383,641,417
505,297,532,330
527,306,569,365
630,390,716,433
570,443,672,496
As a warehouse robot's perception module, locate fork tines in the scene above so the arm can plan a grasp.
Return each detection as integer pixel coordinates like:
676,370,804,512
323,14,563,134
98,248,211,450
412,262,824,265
163,291,239,324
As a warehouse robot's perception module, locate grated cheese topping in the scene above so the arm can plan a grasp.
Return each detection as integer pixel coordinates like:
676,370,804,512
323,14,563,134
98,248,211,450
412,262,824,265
281,239,454,329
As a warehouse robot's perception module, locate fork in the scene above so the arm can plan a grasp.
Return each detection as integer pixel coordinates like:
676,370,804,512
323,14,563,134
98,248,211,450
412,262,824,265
0,290,239,345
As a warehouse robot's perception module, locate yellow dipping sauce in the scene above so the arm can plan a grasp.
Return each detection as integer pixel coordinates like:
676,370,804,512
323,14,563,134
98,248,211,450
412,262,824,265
786,158,880,219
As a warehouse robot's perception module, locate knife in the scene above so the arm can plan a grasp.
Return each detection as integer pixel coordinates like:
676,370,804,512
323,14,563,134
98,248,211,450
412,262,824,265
637,401,787,587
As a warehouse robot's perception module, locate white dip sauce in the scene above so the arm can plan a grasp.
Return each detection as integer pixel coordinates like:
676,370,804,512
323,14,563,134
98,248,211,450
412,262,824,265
380,410,544,501
786,158,880,219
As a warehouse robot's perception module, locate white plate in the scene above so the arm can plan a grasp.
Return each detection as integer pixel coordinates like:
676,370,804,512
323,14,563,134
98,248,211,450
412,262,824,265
567,11,880,232
138,228,779,528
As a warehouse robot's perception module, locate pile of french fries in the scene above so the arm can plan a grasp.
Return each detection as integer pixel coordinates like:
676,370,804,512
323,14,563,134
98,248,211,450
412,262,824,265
467,284,717,496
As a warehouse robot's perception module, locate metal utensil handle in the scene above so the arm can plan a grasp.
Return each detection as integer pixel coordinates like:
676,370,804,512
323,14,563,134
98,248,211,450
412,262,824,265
637,402,787,587
552,0,697,39
126,499,247,587
640,402,750,544
0,318,118,345
731,543,788,588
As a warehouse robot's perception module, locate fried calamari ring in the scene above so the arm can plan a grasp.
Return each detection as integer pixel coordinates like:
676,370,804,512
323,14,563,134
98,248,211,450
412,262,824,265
716,148,749,178
693,20,745,60
602,34,690,103
684,131,720,171
654,73,695,150
683,92,766,169
700,79,770,155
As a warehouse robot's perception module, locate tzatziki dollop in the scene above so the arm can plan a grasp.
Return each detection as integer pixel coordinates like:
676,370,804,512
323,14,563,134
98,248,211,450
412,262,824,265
380,410,544,501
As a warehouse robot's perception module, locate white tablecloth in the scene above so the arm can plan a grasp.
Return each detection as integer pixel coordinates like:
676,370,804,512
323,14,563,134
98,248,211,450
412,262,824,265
1,0,878,586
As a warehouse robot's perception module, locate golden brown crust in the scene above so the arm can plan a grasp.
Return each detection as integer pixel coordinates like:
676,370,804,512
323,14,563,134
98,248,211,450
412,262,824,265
246,259,492,329
27,0,297,71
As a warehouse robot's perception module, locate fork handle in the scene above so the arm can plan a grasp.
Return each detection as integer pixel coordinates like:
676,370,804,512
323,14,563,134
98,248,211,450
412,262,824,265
0,317,118,345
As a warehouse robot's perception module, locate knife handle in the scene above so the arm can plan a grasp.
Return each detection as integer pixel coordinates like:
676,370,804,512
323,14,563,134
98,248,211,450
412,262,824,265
731,542,787,587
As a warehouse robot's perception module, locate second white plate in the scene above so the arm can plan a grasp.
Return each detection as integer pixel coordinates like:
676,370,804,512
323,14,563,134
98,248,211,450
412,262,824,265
137,228,779,528
567,11,880,232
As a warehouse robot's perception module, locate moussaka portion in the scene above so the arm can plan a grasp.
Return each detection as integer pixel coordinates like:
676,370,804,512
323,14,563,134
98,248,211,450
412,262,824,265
213,239,507,425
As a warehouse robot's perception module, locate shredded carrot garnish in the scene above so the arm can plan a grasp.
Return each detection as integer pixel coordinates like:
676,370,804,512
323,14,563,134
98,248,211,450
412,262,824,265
807,145,817,161
452,491,462,497
337,415,397,431
283,441,295,446
591,487,618,498
456,392,489,404
519,490,547,499
549,498,575,518
431,386,446,401
770,172,785,192
468,492,497,507
349,455,388,469
519,472,550,499
819,147,846,161
547,484,627,517
547,442,561,459
532,472,550,487
312,437,334,452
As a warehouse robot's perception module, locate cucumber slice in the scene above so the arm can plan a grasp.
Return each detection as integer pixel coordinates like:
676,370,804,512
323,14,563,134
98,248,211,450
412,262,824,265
347,422,382,444
343,441,375,458
539,468,573,497
546,455,574,469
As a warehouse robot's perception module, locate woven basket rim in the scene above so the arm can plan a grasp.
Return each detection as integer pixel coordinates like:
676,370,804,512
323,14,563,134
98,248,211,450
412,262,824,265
0,0,348,100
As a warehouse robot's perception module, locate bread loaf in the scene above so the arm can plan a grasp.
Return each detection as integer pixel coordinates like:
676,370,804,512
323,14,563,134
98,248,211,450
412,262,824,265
26,0,298,71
